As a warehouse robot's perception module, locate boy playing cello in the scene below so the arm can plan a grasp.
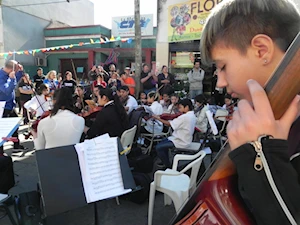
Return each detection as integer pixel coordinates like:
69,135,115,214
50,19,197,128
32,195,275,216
201,0,300,224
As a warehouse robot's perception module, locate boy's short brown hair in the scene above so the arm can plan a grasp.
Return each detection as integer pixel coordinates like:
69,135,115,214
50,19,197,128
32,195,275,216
201,0,300,65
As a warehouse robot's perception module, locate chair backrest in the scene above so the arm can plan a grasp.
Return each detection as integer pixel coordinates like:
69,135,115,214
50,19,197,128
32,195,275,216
120,125,137,155
179,150,206,193
128,109,147,141
215,109,229,122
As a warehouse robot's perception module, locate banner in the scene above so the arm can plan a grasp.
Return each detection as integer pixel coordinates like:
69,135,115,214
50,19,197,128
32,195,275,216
112,14,153,37
0,36,132,58
168,0,222,42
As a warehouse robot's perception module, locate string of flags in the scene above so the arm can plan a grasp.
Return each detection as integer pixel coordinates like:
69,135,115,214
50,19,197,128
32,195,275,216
0,36,134,58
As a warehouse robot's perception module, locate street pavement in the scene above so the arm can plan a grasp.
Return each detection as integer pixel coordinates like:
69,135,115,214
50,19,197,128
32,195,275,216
1,125,176,225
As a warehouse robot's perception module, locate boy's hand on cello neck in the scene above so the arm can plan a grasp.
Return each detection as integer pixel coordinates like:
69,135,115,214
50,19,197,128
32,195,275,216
227,79,300,150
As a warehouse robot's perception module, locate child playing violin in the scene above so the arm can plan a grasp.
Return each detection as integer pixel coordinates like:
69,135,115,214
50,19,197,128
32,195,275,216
201,0,300,223
24,84,51,118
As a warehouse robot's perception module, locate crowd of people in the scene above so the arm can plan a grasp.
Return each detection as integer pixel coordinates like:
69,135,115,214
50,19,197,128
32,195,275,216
0,59,234,159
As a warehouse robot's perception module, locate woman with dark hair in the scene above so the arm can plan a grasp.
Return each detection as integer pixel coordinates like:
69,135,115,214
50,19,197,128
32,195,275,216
32,87,85,150
85,88,129,138
157,65,175,95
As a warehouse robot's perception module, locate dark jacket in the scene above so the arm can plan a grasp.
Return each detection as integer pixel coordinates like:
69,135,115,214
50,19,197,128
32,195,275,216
157,73,175,94
229,133,300,224
87,102,129,139
141,71,156,90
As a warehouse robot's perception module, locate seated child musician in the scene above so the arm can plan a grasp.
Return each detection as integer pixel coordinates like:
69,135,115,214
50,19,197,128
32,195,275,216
167,94,180,114
160,92,171,113
141,91,164,135
194,94,209,134
85,88,129,138
153,99,196,168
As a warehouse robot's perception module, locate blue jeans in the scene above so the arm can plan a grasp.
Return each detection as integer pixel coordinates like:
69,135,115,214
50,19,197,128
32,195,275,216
156,138,175,168
189,89,203,99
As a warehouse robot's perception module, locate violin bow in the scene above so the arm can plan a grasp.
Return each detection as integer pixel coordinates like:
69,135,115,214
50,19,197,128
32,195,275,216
71,59,85,110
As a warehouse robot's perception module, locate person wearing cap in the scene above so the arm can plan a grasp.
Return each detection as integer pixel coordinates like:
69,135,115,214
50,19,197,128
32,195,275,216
121,66,136,96
118,85,138,114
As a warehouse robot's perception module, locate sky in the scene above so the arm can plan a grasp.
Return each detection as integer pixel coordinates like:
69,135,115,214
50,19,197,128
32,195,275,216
90,0,157,28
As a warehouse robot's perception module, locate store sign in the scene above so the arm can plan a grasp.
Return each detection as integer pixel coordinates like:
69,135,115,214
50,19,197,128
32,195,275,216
168,0,223,42
112,14,153,37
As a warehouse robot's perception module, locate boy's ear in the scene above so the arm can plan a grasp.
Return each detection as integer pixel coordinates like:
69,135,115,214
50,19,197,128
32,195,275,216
250,34,274,65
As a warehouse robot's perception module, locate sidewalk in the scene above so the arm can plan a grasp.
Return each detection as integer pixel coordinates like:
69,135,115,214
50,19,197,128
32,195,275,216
1,125,176,225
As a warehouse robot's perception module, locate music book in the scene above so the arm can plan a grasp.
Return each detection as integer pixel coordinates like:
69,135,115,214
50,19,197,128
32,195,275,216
75,135,132,203
0,117,22,147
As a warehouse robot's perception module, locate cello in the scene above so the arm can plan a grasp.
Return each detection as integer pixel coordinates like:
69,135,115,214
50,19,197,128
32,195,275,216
170,33,300,224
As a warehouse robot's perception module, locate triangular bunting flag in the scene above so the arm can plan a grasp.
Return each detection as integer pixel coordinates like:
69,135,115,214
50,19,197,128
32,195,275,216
110,36,115,41
127,38,133,43
32,50,36,56
36,49,41,53
24,51,29,55
116,36,121,41
29,50,33,54
90,39,95,44
121,38,127,42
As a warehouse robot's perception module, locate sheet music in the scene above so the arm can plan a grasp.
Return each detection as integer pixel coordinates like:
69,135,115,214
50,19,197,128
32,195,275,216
75,135,131,203
0,117,22,146
0,101,5,118
206,109,218,135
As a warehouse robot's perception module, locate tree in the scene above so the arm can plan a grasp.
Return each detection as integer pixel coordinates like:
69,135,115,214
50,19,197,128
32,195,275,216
134,0,142,97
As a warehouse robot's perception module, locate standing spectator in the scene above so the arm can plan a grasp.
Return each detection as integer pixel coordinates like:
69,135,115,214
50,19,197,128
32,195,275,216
141,64,157,94
44,70,59,95
61,71,77,93
88,65,109,82
108,72,122,91
93,74,107,89
0,60,24,150
157,65,175,95
33,67,45,89
121,67,136,96
18,74,34,124
187,60,205,98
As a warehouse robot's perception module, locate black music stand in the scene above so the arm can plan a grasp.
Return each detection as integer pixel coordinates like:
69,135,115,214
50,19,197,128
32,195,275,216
35,139,136,224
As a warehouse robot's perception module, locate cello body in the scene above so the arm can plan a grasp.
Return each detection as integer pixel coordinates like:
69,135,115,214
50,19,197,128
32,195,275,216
171,33,300,224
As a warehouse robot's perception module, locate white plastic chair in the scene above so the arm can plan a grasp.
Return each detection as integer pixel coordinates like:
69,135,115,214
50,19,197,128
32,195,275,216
148,150,206,225
120,125,137,155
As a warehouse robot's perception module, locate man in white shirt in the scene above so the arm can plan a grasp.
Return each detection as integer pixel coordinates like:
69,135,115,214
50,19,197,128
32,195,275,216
153,99,196,168
118,85,138,114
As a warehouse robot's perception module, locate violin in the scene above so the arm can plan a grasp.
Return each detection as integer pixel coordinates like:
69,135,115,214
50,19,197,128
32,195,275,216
77,106,102,119
31,110,51,132
171,33,300,224
160,113,182,121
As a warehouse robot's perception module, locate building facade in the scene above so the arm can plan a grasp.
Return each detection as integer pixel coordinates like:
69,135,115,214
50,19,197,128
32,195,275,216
44,24,156,80
0,0,94,68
